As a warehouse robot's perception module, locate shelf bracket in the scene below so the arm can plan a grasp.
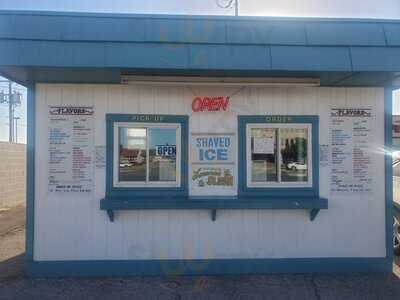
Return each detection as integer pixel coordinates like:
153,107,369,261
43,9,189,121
211,209,217,222
309,209,320,222
106,209,115,222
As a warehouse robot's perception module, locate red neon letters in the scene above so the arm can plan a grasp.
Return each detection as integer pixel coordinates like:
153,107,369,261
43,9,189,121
192,96,230,112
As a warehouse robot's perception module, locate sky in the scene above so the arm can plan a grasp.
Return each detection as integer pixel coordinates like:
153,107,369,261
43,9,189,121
1,1,400,143
0,0,399,18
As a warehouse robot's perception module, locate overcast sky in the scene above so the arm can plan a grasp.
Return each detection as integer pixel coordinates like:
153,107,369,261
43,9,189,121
0,0,400,18
1,1,400,142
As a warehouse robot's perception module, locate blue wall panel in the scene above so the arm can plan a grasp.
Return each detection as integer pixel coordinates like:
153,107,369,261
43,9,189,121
351,47,400,71
145,19,226,44
306,22,386,46
226,21,273,44
383,24,400,46
189,44,270,70
226,21,306,45
78,17,146,42
271,46,352,71
269,23,307,45
105,42,188,69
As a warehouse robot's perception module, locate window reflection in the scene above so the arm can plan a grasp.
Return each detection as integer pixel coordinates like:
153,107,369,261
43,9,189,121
119,128,146,181
118,127,178,183
280,128,308,182
149,128,177,182
250,128,278,182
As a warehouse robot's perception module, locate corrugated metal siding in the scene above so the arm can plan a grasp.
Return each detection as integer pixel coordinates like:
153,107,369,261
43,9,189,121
34,84,386,261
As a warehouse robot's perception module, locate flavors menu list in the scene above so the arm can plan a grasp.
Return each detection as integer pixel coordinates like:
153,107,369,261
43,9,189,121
330,108,373,194
48,106,94,193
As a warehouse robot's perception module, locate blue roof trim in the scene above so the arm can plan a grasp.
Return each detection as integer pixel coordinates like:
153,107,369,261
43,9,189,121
2,11,400,78
1,11,400,47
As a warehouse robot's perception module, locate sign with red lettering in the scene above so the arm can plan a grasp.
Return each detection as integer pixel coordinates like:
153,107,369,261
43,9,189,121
192,96,230,112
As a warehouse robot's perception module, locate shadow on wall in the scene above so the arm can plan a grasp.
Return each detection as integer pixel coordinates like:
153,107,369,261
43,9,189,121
0,142,26,209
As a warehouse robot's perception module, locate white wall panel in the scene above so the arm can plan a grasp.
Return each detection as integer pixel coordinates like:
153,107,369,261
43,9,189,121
34,84,386,261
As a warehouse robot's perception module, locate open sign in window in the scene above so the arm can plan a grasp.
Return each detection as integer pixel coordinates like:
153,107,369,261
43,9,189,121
114,123,181,187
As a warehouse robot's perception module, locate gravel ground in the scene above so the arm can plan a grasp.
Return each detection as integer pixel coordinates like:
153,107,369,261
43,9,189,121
1,206,400,300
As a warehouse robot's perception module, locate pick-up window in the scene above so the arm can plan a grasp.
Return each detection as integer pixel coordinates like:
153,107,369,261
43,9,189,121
114,123,181,188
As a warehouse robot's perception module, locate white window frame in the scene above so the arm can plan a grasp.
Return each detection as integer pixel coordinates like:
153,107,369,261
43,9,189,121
113,122,181,188
246,123,313,188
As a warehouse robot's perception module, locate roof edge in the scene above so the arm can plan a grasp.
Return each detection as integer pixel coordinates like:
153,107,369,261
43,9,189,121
0,9,400,23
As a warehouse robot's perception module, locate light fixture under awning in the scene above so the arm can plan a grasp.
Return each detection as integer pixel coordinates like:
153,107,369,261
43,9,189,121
121,75,321,87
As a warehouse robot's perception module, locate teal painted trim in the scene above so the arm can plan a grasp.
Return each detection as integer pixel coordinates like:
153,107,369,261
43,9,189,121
100,196,328,210
385,88,394,260
106,114,189,198
26,84,35,261
238,115,319,197
26,257,390,277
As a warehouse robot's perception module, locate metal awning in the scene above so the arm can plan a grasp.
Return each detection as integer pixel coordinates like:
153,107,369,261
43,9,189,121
2,10,400,86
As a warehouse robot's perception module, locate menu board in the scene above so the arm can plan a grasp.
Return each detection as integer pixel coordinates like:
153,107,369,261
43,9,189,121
48,106,94,193
330,108,373,194
190,133,235,195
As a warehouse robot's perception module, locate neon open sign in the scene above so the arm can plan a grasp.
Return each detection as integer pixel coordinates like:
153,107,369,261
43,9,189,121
192,96,230,112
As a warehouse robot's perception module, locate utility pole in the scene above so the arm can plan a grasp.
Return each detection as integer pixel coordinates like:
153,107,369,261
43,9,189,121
0,79,22,143
8,80,13,143
14,116,20,144
234,0,238,16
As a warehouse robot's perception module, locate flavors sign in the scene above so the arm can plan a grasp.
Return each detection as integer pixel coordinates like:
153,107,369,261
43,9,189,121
48,106,94,193
330,107,373,194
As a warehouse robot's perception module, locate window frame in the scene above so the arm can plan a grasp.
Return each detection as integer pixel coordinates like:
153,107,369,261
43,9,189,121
113,122,181,188
246,123,313,188
238,115,319,197
106,114,188,198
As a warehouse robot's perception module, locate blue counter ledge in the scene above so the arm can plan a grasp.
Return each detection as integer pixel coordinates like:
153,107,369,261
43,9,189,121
100,196,328,222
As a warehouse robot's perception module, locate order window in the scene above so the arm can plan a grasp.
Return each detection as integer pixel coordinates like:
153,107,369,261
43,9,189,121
246,123,312,188
113,122,181,188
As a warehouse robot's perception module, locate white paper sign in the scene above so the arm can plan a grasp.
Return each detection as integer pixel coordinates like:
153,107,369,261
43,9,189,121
48,106,94,193
253,137,275,154
319,144,330,167
95,145,106,169
330,108,373,194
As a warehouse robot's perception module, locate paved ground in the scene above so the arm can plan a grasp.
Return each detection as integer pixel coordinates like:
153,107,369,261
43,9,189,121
1,206,400,300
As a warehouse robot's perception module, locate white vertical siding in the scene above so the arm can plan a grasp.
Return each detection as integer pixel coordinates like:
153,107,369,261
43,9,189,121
34,84,386,261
